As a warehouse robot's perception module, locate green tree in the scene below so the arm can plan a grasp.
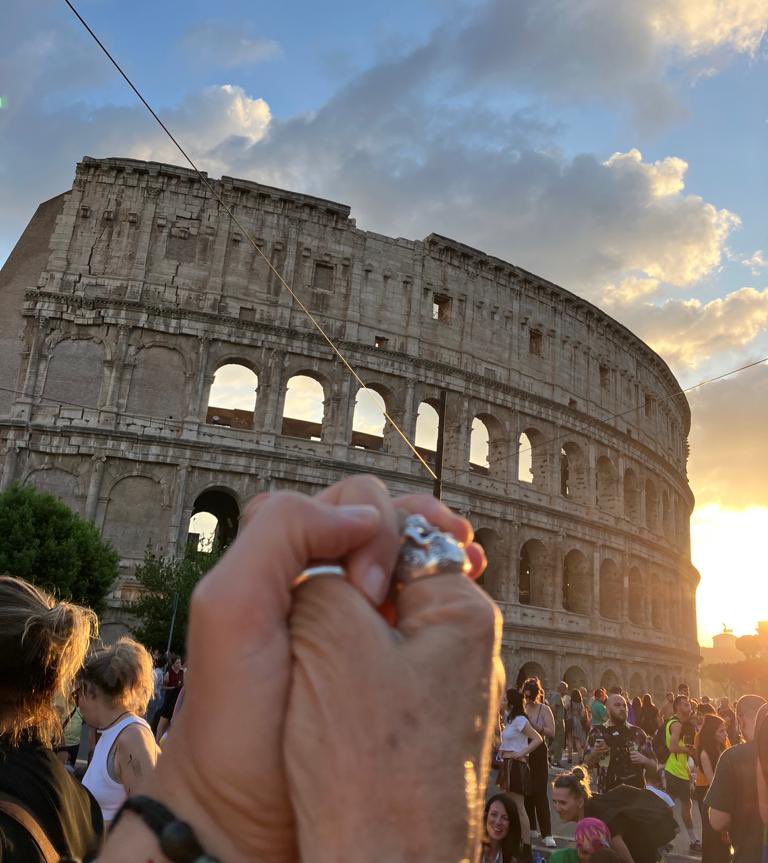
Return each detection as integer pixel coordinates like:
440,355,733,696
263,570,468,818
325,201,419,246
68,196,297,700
0,483,118,613
129,543,223,655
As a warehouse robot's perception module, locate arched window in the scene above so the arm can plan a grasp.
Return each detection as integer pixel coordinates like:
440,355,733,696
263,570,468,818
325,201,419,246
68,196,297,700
599,559,622,619
415,401,439,459
650,574,664,630
623,469,641,523
596,456,618,513
351,387,387,451
600,669,620,691
518,432,534,483
206,363,258,429
628,567,644,625
518,427,547,488
187,488,239,551
469,417,490,472
563,549,591,614
645,479,659,532
516,662,547,690
282,375,325,440
629,672,646,698
518,539,551,607
474,527,503,599
563,665,588,691
661,490,673,539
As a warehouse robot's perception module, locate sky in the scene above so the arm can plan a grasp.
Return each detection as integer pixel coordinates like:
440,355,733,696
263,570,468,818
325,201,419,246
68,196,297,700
2,0,767,645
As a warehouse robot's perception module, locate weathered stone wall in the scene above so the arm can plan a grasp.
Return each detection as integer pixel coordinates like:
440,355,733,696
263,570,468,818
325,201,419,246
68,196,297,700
0,156,700,693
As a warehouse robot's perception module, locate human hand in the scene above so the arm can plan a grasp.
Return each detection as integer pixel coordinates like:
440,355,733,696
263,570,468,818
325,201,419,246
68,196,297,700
285,539,504,863
132,476,486,863
629,749,645,765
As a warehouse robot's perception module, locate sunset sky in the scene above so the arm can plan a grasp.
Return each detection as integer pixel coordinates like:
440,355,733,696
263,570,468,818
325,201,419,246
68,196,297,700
2,1,767,645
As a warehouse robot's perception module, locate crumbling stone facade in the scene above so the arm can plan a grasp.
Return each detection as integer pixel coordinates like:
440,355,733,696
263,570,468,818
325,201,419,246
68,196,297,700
0,156,700,693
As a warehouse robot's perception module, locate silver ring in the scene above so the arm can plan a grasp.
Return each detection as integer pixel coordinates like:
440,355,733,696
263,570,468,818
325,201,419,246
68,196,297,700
291,564,346,590
394,514,470,587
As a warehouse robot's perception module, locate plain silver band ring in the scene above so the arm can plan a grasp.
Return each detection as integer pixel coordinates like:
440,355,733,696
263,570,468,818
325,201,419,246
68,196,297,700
292,564,346,589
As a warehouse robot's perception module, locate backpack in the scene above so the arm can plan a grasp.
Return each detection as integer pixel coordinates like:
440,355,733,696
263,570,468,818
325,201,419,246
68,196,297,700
652,718,676,763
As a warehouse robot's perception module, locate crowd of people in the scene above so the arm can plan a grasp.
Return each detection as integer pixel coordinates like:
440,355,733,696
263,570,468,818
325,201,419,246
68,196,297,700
488,674,767,863
0,476,765,863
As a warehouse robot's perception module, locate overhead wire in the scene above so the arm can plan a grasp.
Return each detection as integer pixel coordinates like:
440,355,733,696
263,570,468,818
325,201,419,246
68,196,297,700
61,0,437,481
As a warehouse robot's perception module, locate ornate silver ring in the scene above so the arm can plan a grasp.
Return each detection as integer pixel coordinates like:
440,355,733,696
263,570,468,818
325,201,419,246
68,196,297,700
393,513,471,587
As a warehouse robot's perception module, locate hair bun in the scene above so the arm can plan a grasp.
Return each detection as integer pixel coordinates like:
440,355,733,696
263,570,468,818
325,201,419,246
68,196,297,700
572,765,587,781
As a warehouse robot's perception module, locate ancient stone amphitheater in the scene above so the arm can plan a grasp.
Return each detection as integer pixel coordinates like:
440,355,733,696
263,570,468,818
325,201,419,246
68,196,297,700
0,156,700,692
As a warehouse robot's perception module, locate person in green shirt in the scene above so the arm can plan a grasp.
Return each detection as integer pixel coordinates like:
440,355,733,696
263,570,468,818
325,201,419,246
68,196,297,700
591,689,608,728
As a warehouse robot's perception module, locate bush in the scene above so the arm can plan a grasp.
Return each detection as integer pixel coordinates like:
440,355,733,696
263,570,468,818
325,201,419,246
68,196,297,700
0,483,118,613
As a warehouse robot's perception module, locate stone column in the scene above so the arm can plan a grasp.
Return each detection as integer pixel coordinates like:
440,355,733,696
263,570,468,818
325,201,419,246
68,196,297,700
405,274,422,356
591,546,601,620
257,351,287,437
167,463,191,556
328,371,354,453
85,456,106,522
102,326,130,422
14,319,48,419
0,444,20,491
186,337,211,425
129,191,159,286
553,531,565,611
621,554,631,623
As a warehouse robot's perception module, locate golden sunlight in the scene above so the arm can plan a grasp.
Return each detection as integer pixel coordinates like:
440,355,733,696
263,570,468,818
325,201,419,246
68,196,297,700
691,504,768,646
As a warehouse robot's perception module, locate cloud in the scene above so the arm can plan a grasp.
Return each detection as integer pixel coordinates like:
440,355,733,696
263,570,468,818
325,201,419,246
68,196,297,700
609,287,768,368
181,23,281,68
650,0,768,56
687,361,768,508
743,249,768,276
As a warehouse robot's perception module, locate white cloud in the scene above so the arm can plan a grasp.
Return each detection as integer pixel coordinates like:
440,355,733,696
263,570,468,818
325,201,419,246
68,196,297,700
650,0,768,56
743,249,768,276
610,287,768,368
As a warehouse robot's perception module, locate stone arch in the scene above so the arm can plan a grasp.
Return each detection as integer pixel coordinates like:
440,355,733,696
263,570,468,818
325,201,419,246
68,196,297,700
650,573,664,630
102,474,169,559
188,487,240,551
623,468,641,523
516,661,547,690
518,426,548,489
645,478,659,532
652,674,665,700
600,668,621,692
560,441,588,502
415,400,439,460
596,456,619,513
24,467,83,516
351,383,393,451
518,538,552,607
628,566,644,625
629,672,646,697
563,548,591,615
661,489,673,539
474,527,504,599
42,338,105,410
282,372,327,440
599,558,623,620
126,345,187,420
206,363,259,429
563,665,589,691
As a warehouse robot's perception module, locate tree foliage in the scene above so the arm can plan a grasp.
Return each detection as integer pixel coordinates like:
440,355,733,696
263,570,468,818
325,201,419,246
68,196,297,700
129,542,223,655
0,483,118,613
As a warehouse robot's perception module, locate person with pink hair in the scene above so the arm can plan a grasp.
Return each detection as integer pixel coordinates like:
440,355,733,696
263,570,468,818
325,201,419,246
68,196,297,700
549,817,611,863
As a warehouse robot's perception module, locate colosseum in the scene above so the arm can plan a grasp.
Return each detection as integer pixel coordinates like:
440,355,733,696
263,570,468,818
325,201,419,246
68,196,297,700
0,156,700,694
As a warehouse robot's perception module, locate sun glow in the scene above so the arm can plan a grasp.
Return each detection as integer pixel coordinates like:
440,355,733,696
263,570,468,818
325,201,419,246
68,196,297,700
691,504,768,646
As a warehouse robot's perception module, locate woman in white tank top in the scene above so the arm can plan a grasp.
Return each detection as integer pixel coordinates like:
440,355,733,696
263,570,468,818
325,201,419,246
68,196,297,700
77,638,159,824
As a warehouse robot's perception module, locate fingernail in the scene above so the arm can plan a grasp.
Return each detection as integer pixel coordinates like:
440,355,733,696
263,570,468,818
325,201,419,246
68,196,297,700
361,563,388,604
338,504,379,523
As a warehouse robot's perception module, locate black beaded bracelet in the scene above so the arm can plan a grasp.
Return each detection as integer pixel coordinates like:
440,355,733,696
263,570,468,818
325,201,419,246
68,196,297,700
111,795,220,863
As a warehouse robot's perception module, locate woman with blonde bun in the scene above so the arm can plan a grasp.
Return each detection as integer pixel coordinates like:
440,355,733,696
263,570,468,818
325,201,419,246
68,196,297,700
79,637,159,825
0,575,103,862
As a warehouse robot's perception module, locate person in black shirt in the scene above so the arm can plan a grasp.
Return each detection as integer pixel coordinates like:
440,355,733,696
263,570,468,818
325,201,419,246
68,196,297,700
706,694,767,863
0,576,104,862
